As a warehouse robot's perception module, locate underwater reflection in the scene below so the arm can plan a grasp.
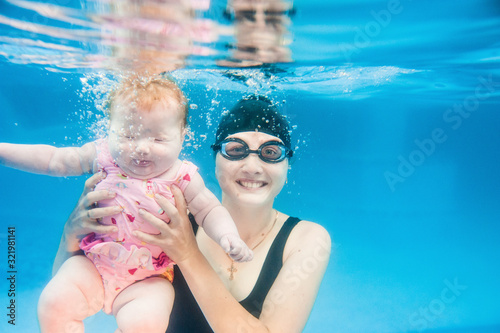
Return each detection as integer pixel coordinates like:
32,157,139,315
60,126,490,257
91,0,216,74
218,0,294,68
0,0,295,72
0,0,217,72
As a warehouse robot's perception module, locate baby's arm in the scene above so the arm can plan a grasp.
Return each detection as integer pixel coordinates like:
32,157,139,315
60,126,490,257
0,141,96,176
183,172,253,262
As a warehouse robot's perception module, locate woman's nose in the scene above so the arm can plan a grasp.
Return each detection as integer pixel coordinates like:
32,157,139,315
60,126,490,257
241,153,264,173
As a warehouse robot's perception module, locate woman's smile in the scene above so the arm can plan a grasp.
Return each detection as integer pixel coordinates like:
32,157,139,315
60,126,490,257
237,179,268,189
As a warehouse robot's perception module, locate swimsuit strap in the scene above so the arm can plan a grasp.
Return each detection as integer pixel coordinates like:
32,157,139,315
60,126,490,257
239,216,301,317
167,215,301,332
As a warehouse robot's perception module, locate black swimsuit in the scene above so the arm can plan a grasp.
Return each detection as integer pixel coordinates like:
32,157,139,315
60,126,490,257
166,216,301,333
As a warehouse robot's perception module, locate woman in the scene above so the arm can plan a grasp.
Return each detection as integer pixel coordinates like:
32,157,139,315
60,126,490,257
54,95,331,332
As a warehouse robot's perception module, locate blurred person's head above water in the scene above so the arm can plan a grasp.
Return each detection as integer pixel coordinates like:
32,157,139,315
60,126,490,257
218,0,294,67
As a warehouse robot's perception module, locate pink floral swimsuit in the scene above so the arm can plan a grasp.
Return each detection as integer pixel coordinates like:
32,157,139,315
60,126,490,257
80,139,197,314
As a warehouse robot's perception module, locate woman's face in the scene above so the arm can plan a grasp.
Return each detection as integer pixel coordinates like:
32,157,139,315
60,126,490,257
215,131,289,207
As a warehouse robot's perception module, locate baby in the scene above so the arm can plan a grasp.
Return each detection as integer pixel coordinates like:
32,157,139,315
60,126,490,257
0,77,252,332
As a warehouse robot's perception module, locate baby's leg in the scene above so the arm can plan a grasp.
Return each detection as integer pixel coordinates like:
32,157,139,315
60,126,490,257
38,255,104,333
113,277,174,333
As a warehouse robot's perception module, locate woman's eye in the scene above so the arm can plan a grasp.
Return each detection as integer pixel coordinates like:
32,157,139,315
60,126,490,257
225,147,246,156
228,146,245,153
263,147,278,155
262,146,283,160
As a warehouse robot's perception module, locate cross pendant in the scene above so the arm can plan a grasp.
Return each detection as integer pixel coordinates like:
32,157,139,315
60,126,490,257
228,262,237,280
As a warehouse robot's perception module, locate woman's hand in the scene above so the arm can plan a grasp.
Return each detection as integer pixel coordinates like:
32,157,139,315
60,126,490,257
63,172,120,250
53,172,121,274
134,185,199,264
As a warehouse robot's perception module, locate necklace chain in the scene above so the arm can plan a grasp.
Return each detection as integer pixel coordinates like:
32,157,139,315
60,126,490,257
227,210,279,280
249,210,279,251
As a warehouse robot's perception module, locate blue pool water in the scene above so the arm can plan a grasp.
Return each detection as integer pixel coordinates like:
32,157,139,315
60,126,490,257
1,0,500,332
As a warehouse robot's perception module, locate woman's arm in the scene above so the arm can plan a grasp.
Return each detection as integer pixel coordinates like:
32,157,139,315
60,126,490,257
257,221,331,332
180,221,330,333
0,141,96,176
135,186,332,333
183,172,252,261
53,172,121,274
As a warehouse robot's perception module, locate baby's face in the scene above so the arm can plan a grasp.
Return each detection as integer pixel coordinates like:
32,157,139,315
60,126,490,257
108,101,185,179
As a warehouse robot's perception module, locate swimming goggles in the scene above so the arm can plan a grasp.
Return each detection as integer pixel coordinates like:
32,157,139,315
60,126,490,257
211,138,293,163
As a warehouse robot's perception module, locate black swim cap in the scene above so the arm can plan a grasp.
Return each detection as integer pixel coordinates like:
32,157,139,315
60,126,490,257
214,95,292,149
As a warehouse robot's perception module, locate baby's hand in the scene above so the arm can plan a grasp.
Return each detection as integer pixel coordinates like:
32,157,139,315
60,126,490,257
220,234,253,262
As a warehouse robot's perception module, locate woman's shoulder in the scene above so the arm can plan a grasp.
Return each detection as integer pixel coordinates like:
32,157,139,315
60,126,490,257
284,217,332,259
292,218,331,241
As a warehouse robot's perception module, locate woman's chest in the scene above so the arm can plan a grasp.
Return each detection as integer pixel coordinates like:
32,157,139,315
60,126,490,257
197,232,270,302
